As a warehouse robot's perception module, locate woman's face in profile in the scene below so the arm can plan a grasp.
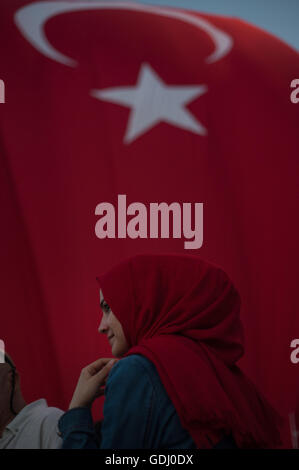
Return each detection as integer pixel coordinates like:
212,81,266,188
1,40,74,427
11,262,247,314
98,289,129,358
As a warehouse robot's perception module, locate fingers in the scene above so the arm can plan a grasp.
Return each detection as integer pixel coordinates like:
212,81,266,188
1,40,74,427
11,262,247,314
84,357,118,376
82,360,116,401
92,359,117,387
69,359,118,409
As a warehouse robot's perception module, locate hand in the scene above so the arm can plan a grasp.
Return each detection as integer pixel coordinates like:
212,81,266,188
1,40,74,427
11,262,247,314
69,357,119,410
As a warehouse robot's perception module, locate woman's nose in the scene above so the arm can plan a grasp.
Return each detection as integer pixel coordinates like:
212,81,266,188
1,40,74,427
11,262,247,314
98,314,108,334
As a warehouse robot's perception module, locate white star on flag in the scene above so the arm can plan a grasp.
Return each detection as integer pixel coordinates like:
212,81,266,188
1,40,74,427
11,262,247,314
90,63,208,144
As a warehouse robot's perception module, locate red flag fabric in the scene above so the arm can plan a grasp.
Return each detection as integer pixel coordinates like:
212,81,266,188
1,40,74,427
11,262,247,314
96,252,284,449
0,1,298,447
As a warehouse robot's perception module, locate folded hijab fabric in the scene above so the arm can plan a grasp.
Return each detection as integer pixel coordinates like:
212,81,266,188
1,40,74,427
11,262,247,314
96,253,284,449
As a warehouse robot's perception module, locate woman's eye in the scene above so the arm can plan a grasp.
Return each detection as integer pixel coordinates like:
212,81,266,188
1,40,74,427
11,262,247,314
103,302,111,312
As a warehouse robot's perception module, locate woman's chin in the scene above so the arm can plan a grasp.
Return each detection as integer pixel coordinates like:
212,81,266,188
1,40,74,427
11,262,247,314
111,342,118,356
111,341,128,358
111,346,123,359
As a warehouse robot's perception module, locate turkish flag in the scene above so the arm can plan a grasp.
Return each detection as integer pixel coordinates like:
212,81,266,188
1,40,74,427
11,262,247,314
0,1,298,448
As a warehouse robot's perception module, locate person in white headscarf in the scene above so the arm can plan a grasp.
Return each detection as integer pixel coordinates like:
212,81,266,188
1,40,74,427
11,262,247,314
0,352,63,449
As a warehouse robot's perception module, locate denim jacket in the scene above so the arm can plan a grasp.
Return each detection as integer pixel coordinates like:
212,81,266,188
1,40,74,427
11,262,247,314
58,354,237,449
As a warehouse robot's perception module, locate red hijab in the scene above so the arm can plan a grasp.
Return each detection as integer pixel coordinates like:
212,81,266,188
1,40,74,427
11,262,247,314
96,253,284,448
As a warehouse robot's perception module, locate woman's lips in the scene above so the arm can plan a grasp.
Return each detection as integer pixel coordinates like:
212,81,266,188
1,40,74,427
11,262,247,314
108,335,114,342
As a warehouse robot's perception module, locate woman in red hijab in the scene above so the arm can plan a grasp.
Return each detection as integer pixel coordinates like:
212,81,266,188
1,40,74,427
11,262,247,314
58,252,284,449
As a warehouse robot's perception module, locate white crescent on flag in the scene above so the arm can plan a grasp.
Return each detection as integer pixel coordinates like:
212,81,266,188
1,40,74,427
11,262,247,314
14,1,233,67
